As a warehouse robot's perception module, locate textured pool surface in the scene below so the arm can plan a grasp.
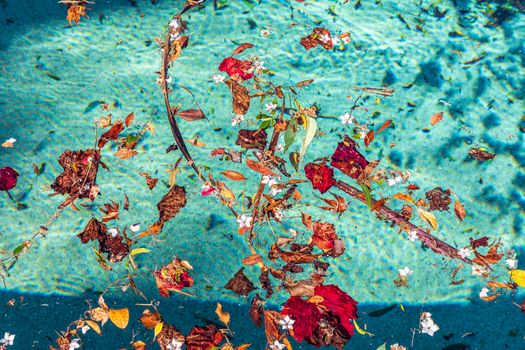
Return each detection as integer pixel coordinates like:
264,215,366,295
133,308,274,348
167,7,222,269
0,0,524,349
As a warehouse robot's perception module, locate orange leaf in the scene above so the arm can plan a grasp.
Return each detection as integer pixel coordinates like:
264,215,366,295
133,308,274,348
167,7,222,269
246,159,279,176
233,43,254,55
430,112,444,126
241,254,262,266
454,200,466,221
108,308,129,329
377,119,392,134
124,112,135,127
221,170,247,181
393,193,415,204
364,130,374,147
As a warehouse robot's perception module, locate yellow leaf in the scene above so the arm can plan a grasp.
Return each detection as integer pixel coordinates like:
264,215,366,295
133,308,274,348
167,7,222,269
417,208,437,230
131,248,151,256
154,321,164,338
108,308,130,329
237,344,251,350
132,340,147,350
215,303,230,325
352,319,374,337
510,269,525,287
393,193,415,204
85,320,102,335
400,304,405,312
283,338,293,350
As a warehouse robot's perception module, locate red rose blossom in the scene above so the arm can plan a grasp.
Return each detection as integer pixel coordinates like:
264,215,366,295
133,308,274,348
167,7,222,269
0,167,19,191
331,136,369,179
281,296,322,341
314,284,358,336
304,162,336,193
218,57,254,80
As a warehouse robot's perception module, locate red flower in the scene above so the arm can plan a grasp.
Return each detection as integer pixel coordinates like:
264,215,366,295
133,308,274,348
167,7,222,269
281,296,322,342
314,284,358,336
218,57,254,80
0,167,19,191
330,136,368,179
304,162,336,193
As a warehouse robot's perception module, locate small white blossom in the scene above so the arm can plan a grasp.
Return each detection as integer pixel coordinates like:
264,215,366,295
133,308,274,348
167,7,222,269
237,214,253,229
387,176,403,187
289,229,298,237
420,312,439,336
399,267,412,277
269,340,285,350
231,114,244,126
251,59,266,73
457,247,471,259
275,143,284,153
108,228,119,238
279,315,295,330
331,36,340,46
479,287,489,299
260,29,270,36
390,344,407,350
130,224,141,232
166,339,184,350
2,138,16,147
69,338,81,350
407,230,418,242
265,102,278,113
472,265,487,276
319,34,331,44
81,325,90,334
0,333,15,346
165,76,173,84
169,19,181,30
211,73,225,84
506,258,518,269
339,112,354,125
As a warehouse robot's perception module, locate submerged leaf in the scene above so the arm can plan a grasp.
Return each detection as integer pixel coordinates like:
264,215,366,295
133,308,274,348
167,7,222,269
108,308,129,329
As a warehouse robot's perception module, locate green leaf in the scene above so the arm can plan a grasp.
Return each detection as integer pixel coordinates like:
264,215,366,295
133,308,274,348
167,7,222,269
299,116,317,158
284,119,297,153
376,343,386,350
360,183,373,209
12,243,25,256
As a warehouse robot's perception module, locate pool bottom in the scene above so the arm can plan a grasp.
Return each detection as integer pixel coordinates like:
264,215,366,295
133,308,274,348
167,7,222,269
0,290,522,349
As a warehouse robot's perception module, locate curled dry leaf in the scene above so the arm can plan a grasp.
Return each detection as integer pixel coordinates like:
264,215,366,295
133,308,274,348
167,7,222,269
157,185,187,225
215,303,230,325
417,208,437,230
99,201,120,222
454,200,466,221
430,112,444,126
98,120,124,148
155,258,194,297
233,42,254,55
236,129,268,150
242,254,263,266
300,27,333,50
246,159,279,176
468,148,495,161
139,309,162,329
425,187,451,211
225,79,251,115
221,170,247,181
177,109,206,122
224,267,256,296
140,172,159,190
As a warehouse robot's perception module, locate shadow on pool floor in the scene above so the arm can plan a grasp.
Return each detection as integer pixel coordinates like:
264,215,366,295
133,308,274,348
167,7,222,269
0,290,523,350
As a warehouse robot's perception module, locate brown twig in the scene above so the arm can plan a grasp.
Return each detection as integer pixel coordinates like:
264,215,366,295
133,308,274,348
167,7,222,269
335,180,472,264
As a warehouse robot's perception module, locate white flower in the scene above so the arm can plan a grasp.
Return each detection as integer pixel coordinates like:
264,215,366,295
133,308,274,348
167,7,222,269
341,34,351,44
289,229,298,237
319,34,331,44
251,59,266,73
260,29,270,36
108,228,118,238
269,340,285,350
279,315,295,330
275,144,284,153
130,224,141,232
169,18,181,30
407,230,418,242
69,338,81,350
479,287,489,299
167,339,184,350
165,76,173,84
0,332,15,346
506,258,518,269
231,114,244,126
236,214,253,229
420,312,439,336
81,325,90,334
399,267,412,277
471,265,487,276
331,36,340,46
211,73,225,84
390,344,407,350
274,210,284,221
457,247,471,259
262,176,282,196
339,112,354,125
1,138,16,147
387,176,403,187
265,102,277,113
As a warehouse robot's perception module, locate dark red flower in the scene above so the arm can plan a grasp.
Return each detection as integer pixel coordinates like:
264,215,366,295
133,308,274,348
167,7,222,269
218,57,254,80
304,162,336,193
330,136,368,179
281,296,322,342
314,284,358,336
0,167,19,191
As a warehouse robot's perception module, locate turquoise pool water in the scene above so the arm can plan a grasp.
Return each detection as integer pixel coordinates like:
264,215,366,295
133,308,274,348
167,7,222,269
0,0,524,349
